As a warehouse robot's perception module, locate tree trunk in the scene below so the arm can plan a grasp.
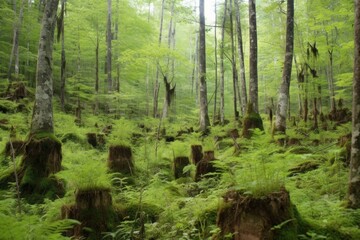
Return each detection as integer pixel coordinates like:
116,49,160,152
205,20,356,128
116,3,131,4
248,0,258,113
327,49,336,113
106,0,112,93
7,0,26,81
274,0,294,134
229,0,240,120
199,0,210,131
220,0,228,125
234,0,247,115
114,0,120,92
153,0,165,118
213,0,218,124
31,0,59,134
59,0,66,111
348,0,360,209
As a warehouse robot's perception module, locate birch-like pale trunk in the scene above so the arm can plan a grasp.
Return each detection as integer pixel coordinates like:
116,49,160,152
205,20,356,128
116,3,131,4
106,0,112,92
274,0,294,133
348,0,360,209
30,0,59,134
60,0,66,111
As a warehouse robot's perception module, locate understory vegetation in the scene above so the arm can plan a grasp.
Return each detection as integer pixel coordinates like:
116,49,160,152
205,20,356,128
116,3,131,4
0,96,359,239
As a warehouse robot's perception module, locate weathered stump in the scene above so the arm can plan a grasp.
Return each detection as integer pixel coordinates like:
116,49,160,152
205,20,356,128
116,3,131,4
191,145,203,165
228,129,240,139
242,103,264,138
61,188,114,239
173,156,190,179
215,188,297,240
195,151,217,181
108,145,134,175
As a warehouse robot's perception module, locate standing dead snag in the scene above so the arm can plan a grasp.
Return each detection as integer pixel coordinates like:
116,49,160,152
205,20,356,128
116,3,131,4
173,156,190,179
108,145,134,175
214,188,297,240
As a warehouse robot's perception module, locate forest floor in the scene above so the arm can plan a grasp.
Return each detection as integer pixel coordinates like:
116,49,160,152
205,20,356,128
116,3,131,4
0,92,360,239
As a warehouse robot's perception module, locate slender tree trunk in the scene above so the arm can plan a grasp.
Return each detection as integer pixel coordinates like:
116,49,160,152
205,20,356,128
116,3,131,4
115,0,120,92
327,49,336,112
213,0,218,123
59,0,66,111
234,0,247,115
106,0,112,93
8,0,26,81
94,33,99,115
348,0,360,209
220,0,228,125
31,0,59,134
153,0,165,118
199,0,210,131
249,0,258,113
274,0,294,133
229,0,240,120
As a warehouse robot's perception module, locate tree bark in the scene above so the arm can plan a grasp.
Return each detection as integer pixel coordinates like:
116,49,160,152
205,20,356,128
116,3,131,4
229,0,240,120
213,0,218,124
249,0,258,113
153,0,165,118
7,0,26,81
106,0,112,93
234,0,247,115
348,0,360,209
59,0,66,111
199,0,210,131
274,0,294,134
220,0,227,125
30,0,59,134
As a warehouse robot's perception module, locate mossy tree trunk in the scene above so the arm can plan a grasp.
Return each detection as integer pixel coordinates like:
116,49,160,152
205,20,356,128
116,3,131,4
219,0,227,125
30,0,59,134
249,0,259,113
348,0,360,209
20,0,63,203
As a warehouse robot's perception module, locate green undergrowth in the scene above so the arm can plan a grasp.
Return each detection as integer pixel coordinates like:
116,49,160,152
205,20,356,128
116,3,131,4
0,103,360,239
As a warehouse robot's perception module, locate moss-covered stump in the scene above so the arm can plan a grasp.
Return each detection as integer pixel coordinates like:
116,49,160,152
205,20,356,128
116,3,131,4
214,188,297,240
173,156,190,179
5,81,27,100
242,103,264,138
195,151,217,181
338,133,351,166
20,136,64,202
4,140,25,157
61,188,115,239
228,129,240,139
191,145,203,165
108,145,134,175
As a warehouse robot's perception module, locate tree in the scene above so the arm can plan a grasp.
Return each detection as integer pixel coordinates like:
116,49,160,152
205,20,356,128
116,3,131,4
7,0,26,81
348,0,360,209
106,0,112,93
249,0,258,113
199,0,210,131
22,0,63,203
58,0,66,111
220,0,228,125
274,0,294,134
234,0,247,115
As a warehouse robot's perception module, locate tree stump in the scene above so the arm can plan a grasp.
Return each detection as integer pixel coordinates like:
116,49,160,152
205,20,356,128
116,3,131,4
191,145,203,165
228,129,240,139
242,103,264,138
214,188,297,240
86,133,105,148
61,188,114,239
195,150,217,181
173,156,190,179
108,145,134,175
